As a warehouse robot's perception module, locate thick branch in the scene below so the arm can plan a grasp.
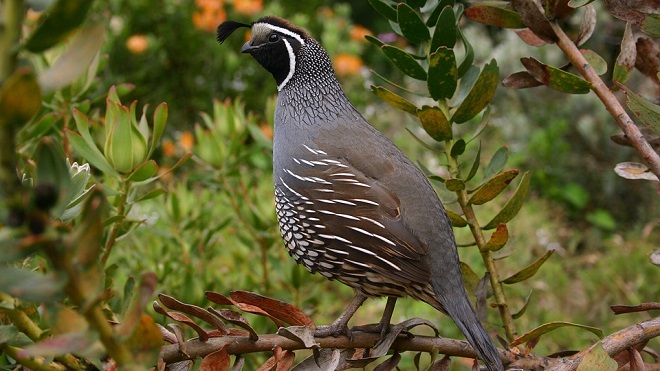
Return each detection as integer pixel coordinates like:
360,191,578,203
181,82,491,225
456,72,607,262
550,22,660,178
160,331,509,365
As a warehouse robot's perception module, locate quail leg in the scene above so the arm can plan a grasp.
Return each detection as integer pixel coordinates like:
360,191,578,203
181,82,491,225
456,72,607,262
376,297,397,338
315,293,367,338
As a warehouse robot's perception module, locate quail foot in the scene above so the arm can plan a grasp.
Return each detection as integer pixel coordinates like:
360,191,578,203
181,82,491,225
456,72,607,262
217,16,504,371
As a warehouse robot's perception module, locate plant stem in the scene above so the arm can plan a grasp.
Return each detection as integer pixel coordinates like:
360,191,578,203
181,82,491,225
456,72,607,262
445,144,517,341
550,22,660,178
101,180,132,265
1,344,66,371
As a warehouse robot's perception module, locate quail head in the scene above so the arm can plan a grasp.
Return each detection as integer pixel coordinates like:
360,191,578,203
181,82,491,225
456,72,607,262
217,16,504,371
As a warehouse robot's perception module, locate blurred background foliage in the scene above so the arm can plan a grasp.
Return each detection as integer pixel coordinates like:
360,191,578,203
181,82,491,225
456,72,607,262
1,0,658,369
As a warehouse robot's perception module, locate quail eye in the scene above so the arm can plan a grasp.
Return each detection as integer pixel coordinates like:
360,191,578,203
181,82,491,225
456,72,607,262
268,34,279,42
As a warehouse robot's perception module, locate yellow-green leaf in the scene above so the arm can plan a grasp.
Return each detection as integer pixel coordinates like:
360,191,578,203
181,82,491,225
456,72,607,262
417,106,452,141
510,321,604,347
577,342,617,371
483,171,530,229
371,86,418,115
446,209,468,227
381,45,427,80
445,178,465,191
502,249,554,284
620,85,660,136
452,59,499,123
469,169,519,205
521,57,592,94
126,160,159,182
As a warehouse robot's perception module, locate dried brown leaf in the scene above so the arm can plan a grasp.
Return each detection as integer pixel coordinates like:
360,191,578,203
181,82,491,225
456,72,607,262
152,301,209,342
200,347,230,371
610,302,660,314
207,291,285,327
277,326,319,349
159,293,228,332
208,308,259,341
635,36,660,85
512,0,557,43
576,4,597,46
230,291,315,328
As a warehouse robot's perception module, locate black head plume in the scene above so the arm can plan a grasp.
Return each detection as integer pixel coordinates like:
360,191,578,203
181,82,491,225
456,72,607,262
217,21,251,44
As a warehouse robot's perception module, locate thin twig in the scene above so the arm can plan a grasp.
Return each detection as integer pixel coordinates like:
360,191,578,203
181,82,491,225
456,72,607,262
550,22,660,178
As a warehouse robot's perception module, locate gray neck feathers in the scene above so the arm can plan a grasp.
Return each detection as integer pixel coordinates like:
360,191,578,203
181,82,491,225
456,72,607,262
276,39,358,128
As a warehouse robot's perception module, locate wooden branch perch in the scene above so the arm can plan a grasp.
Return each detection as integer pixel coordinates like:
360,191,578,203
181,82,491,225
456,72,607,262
160,316,660,369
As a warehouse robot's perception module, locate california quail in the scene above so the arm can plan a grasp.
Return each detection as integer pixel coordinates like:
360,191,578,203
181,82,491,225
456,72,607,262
217,16,504,371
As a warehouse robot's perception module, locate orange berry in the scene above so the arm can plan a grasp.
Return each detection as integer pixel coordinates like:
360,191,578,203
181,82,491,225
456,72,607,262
350,25,372,42
162,139,176,157
178,131,195,151
126,35,148,54
233,0,262,16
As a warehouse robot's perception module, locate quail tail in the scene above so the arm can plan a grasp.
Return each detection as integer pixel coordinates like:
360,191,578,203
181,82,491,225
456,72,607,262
439,291,504,371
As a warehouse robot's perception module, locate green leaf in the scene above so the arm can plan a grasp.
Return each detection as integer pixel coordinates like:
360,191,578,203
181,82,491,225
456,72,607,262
23,0,95,52
149,102,168,157
406,0,426,7
38,24,105,93
428,47,458,100
67,130,117,176
431,6,457,50
371,86,418,115
126,160,159,182
368,0,398,22
456,26,474,77
581,50,607,76
510,320,604,347
133,188,166,203
502,249,554,284
34,137,72,215
465,141,481,182
446,209,468,227
450,139,466,157
445,178,465,191
381,45,427,80
482,224,509,251
585,209,616,231
452,59,499,123
483,171,529,229
427,1,455,27
484,145,509,179
512,290,533,319
613,22,635,85
0,325,33,347
464,4,526,28
417,106,452,141
620,85,660,136
451,66,479,107
521,57,592,94
397,3,430,44
641,14,660,37
17,112,59,145
469,169,519,205
577,343,617,371
365,34,384,48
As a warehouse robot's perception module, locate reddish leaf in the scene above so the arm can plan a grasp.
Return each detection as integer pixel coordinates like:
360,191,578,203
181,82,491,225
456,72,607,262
158,293,228,332
610,302,660,314
464,4,525,28
634,36,659,85
502,71,544,89
512,0,557,43
256,347,295,371
514,28,547,47
206,291,285,327
208,308,258,341
483,224,509,252
153,301,209,341
200,347,231,371
229,291,315,328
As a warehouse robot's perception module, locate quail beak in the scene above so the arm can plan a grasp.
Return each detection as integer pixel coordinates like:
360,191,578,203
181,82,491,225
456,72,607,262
241,41,256,54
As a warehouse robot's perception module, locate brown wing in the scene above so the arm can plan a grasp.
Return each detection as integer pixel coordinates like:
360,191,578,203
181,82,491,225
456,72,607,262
274,145,431,292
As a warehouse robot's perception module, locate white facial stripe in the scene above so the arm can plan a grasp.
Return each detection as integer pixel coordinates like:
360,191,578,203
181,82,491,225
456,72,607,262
255,23,306,46
278,39,296,91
